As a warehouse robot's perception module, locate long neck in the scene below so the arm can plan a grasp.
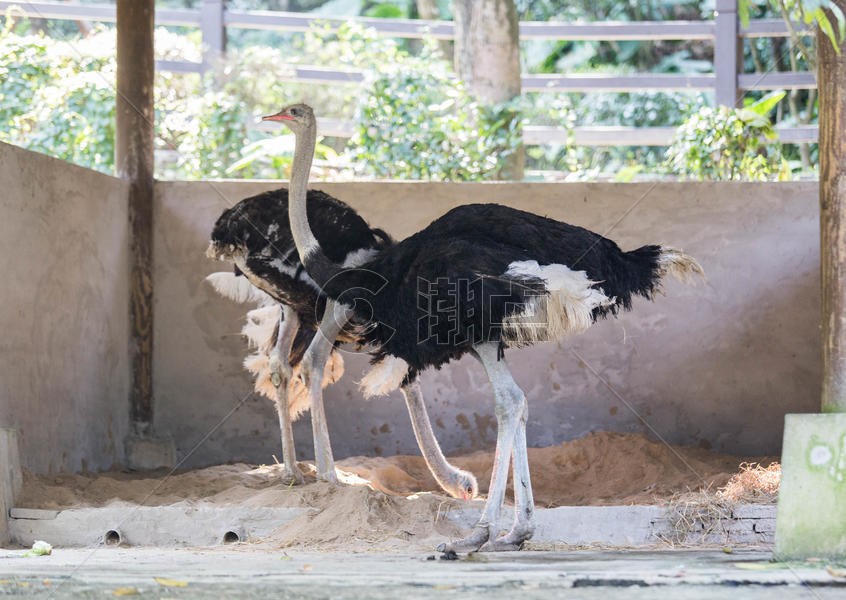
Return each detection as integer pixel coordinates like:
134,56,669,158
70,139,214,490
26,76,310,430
288,125,342,288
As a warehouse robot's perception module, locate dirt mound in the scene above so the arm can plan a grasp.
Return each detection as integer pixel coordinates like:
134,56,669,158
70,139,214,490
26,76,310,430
338,431,777,507
17,432,778,550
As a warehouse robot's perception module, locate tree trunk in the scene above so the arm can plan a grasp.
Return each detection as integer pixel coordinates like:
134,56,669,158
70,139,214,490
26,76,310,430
415,0,452,60
452,0,524,180
818,1,846,412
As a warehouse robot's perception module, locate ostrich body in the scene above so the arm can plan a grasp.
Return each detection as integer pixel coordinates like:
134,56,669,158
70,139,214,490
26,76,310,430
272,103,704,552
208,188,478,499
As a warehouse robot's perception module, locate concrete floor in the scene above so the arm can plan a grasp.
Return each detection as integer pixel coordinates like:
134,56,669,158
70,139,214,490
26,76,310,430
1,547,844,598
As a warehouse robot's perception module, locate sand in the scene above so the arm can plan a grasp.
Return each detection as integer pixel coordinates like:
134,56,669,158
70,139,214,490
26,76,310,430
17,432,778,551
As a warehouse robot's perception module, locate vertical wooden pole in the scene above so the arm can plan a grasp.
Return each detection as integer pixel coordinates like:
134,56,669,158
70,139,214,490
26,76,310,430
819,6,846,413
201,0,226,73
116,0,155,434
714,0,740,107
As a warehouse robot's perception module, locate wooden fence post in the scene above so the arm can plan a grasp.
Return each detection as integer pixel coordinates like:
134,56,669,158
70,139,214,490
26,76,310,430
201,0,225,72
116,0,155,435
819,5,846,413
714,0,741,107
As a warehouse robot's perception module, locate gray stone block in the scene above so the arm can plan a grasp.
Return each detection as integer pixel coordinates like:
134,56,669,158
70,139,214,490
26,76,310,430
0,429,22,547
125,436,175,470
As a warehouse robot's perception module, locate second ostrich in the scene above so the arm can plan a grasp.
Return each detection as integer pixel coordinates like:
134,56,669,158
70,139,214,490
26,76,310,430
274,103,705,552
207,187,478,499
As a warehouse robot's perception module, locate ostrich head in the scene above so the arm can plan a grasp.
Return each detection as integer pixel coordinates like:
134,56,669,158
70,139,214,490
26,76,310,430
449,468,478,501
262,103,315,135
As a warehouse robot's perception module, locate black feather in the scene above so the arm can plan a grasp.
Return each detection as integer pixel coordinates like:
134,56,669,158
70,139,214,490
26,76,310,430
210,187,393,361
315,204,671,381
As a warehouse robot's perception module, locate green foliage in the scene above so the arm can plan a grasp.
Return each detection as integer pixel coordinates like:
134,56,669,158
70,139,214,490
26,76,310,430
227,134,340,178
0,23,116,172
1,4,823,182
665,92,791,181
162,90,252,179
350,50,523,181
739,0,845,54
364,3,407,18
0,18,253,179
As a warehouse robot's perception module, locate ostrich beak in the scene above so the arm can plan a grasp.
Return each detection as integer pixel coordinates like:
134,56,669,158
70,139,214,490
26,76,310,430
262,112,294,122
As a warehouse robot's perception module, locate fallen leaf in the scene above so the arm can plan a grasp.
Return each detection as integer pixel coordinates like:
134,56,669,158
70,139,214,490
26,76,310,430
42,579,50,586
826,566,846,578
0,581,10,585
300,564,312,572
154,577,188,587
722,547,733,554
733,562,789,570
806,557,822,563
17,582,30,588
112,588,139,596
434,585,456,590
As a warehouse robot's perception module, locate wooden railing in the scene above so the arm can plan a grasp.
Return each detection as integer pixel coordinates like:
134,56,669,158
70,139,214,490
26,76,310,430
0,0,819,145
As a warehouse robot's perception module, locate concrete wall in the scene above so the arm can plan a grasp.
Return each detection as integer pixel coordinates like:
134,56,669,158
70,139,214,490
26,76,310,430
155,180,820,467
0,143,131,473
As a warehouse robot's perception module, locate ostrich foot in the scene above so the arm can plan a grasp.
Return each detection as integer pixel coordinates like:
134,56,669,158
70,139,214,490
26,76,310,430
280,464,305,486
316,467,339,485
436,525,491,554
478,525,534,552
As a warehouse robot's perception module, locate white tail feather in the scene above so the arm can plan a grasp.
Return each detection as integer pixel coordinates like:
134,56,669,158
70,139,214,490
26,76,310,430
206,271,274,305
502,260,612,346
657,247,705,284
242,305,281,351
359,355,409,398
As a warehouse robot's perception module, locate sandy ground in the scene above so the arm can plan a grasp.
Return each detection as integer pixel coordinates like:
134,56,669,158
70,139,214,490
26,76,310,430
17,432,778,551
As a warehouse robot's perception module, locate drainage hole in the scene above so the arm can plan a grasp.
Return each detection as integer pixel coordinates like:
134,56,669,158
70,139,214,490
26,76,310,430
223,531,240,544
104,530,121,546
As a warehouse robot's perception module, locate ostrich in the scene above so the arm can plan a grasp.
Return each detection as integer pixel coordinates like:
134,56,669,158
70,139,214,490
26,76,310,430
205,267,345,479
207,188,478,499
271,102,704,552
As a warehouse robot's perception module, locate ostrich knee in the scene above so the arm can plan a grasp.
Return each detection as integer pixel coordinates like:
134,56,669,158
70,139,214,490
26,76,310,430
269,352,293,388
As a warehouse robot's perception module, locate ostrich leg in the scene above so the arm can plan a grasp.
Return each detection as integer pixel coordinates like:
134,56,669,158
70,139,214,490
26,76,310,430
480,397,535,551
438,342,527,553
401,380,478,500
300,299,352,483
270,304,305,485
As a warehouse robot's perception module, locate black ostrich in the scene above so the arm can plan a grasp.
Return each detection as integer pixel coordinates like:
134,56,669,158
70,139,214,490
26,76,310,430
207,188,478,499
270,102,705,552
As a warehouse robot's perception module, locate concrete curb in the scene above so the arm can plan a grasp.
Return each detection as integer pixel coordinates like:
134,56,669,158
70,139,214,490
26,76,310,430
10,505,311,547
7,502,777,548
448,504,776,546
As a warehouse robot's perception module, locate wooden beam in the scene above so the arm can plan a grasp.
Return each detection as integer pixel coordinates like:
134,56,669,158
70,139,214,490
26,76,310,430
254,120,817,145
522,73,716,92
0,1,197,25
116,0,155,433
517,20,714,40
819,3,846,413
0,2,816,41
740,17,812,38
201,0,226,72
738,71,817,90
